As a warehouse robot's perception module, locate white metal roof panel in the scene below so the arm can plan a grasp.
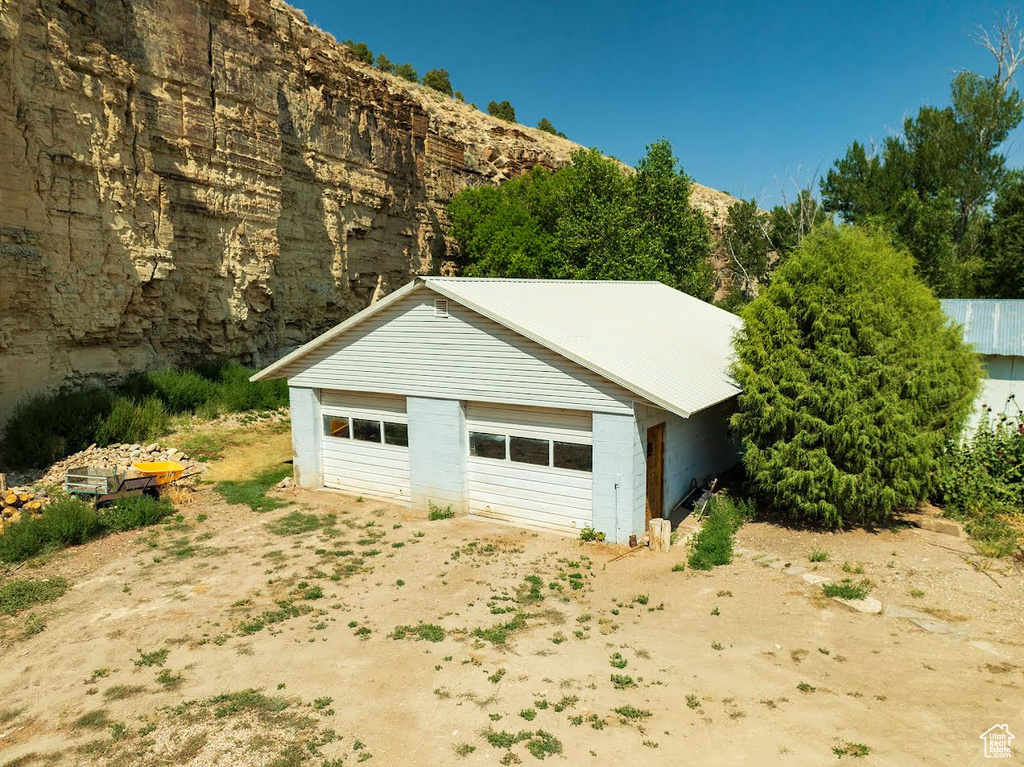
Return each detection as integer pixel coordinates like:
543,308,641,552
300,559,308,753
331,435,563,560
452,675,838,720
423,278,742,417
254,277,743,418
941,299,1024,357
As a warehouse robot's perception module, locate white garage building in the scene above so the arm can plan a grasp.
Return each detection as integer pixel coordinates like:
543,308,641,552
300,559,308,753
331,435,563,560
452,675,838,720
942,299,1024,427
252,278,742,544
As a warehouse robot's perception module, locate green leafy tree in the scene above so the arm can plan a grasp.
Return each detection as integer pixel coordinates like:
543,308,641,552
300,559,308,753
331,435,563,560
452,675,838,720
453,91,465,103
395,63,418,83
731,226,980,527
536,118,566,138
722,199,772,296
821,29,1024,296
982,171,1024,298
447,140,714,297
422,68,453,95
341,40,373,65
375,53,396,73
487,100,516,122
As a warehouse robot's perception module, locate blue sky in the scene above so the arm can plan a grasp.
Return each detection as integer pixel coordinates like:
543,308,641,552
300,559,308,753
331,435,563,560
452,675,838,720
296,0,1023,206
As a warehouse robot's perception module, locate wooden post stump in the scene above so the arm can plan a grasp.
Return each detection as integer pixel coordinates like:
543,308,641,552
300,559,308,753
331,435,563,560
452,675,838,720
649,518,671,553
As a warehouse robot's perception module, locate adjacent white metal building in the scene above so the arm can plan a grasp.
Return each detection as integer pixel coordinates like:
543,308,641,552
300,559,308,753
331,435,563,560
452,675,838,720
942,299,1024,427
253,278,742,543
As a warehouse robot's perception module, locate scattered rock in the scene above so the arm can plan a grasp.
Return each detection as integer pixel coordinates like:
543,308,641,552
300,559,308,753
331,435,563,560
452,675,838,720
801,573,831,585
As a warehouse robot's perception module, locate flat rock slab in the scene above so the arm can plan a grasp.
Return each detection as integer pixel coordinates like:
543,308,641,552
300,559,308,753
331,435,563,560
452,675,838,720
833,596,883,614
909,617,968,638
769,560,788,569
884,605,932,621
802,573,831,585
783,565,807,576
905,513,966,538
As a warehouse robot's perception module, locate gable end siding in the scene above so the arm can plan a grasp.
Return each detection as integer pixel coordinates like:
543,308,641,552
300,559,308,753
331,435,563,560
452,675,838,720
281,289,635,414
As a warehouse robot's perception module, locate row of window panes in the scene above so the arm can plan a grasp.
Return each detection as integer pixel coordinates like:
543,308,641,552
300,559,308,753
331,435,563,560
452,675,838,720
469,432,592,472
323,415,408,447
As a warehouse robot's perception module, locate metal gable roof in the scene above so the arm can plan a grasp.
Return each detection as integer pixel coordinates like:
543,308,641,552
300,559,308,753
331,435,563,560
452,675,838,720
941,299,1024,357
253,277,743,418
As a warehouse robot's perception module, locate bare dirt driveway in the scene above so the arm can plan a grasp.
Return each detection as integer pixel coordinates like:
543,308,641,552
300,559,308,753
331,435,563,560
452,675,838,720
1,458,1022,765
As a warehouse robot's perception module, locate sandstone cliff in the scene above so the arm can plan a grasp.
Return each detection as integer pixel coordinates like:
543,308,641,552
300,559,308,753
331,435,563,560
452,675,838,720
0,0,733,425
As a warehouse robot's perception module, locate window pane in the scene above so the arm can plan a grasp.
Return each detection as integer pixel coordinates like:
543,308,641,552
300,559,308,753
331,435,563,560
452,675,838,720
352,418,382,442
323,415,350,439
510,436,550,466
383,421,409,447
553,441,592,472
469,432,506,459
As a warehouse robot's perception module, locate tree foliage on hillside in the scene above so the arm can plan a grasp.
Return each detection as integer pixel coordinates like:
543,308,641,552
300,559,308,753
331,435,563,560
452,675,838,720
422,68,453,95
536,118,566,138
447,141,714,298
821,20,1024,297
341,40,373,65
394,63,418,83
487,100,516,122
731,227,980,527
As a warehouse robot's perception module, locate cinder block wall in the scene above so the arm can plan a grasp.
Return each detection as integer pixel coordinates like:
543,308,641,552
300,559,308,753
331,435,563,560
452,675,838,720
407,397,468,513
288,386,322,489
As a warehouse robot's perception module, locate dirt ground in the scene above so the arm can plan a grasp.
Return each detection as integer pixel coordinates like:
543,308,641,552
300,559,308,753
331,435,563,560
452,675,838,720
1,437,1023,765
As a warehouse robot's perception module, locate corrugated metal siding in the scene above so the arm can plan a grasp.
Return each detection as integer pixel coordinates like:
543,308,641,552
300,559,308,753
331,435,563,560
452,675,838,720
425,278,742,416
284,288,634,414
942,299,1024,356
320,390,410,505
464,402,594,534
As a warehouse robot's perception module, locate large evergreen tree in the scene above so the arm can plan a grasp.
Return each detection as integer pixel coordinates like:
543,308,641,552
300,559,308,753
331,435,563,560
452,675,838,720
447,141,714,298
731,227,980,527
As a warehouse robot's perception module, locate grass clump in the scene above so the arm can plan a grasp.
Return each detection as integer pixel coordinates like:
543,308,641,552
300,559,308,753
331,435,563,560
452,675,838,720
613,705,651,721
687,494,751,570
822,579,872,600
391,623,446,642
579,527,605,542
473,613,527,645
833,741,871,758
808,548,829,562
0,577,70,616
215,464,292,512
265,511,328,535
427,502,455,520
206,689,290,718
133,647,169,667
610,674,635,689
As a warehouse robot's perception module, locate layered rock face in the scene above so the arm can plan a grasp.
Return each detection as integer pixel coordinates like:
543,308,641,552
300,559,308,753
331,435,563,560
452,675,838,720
0,0,733,425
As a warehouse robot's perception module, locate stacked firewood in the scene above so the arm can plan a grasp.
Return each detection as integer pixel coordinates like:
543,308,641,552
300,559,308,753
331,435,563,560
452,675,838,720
1,488,46,532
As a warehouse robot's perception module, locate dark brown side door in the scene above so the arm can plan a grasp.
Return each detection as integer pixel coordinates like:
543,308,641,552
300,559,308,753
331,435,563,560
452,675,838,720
645,423,665,525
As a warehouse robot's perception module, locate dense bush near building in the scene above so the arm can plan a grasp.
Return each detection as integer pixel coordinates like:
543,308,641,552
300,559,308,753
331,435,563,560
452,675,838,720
934,409,1022,556
731,226,980,527
3,362,287,469
687,494,751,570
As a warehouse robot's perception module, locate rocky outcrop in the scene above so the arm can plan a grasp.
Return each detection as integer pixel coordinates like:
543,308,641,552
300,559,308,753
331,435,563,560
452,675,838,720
0,0,733,426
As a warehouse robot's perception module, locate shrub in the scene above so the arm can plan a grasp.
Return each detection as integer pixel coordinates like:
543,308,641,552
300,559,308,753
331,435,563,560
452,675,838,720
120,369,215,413
536,118,565,138
100,495,174,532
487,100,516,122
375,53,396,73
3,387,114,468
731,227,981,527
579,527,605,542
421,68,453,96
35,497,101,546
395,63,418,82
341,40,373,65
95,396,169,446
687,494,750,571
0,517,47,563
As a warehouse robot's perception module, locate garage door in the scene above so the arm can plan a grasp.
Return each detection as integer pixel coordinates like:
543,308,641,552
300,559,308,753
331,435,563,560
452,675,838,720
320,391,410,505
466,403,593,534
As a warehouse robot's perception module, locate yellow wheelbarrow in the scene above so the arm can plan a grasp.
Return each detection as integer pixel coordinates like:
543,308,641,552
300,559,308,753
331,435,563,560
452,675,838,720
131,461,185,486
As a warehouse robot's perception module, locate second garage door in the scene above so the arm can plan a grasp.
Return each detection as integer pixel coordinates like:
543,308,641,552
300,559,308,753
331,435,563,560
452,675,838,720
466,403,593,534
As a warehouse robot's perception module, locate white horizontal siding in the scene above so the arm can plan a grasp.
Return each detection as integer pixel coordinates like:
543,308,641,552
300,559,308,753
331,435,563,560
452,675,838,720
322,438,410,505
321,390,407,420
284,287,634,414
466,402,592,443
467,458,592,533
